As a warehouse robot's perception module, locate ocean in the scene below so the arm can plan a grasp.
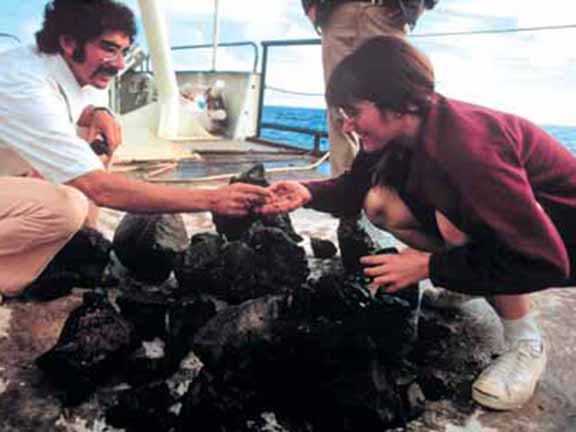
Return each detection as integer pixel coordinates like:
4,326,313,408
261,105,576,154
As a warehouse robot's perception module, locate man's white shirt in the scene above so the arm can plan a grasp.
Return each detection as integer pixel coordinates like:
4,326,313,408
0,45,104,183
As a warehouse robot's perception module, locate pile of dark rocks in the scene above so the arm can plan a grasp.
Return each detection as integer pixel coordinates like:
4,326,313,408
33,165,483,432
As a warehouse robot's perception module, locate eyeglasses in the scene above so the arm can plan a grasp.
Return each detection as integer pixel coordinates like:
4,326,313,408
335,101,376,123
101,50,127,64
336,106,357,123
98,40,130,64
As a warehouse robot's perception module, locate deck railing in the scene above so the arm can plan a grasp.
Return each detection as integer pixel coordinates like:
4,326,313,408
257,38,327,155
166,38,328,155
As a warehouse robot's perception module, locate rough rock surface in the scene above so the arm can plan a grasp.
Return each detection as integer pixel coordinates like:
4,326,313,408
113,213,189,284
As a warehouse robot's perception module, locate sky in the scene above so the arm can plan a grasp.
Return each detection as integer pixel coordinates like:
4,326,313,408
1,0,575,126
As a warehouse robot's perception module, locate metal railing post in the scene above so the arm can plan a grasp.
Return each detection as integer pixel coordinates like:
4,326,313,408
256,42,270,138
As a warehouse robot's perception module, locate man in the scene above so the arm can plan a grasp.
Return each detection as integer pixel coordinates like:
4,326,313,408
301,0,437,176
0,0,269,298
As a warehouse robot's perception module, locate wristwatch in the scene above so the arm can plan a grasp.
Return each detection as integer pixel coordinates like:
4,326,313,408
92,106,115,118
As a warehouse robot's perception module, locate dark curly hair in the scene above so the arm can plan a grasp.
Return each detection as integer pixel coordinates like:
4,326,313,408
35,0,137,60
326,35,435,115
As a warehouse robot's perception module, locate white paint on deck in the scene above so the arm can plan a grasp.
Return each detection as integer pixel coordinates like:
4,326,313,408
445,410,499,432
0,305,12,339
0,366,8,394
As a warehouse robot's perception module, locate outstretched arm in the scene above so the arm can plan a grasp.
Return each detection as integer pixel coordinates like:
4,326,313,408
257,181,312,215
68,170,271,216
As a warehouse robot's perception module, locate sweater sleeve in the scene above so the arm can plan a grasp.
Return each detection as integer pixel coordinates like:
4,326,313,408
427,120,570,294
303,150,382,217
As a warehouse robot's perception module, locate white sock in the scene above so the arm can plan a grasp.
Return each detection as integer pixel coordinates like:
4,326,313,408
500,310,543,349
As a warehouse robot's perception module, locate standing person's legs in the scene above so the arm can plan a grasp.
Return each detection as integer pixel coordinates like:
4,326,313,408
363,185,546,410
0,177,89,297
321,3,406,176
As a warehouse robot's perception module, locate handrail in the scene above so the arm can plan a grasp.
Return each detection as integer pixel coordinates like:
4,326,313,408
260,122,327,154
171,41,259,73
0,33,21,44
257,38,322,144
261,38,320,47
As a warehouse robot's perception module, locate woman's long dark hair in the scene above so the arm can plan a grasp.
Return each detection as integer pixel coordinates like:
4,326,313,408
325,35,435,115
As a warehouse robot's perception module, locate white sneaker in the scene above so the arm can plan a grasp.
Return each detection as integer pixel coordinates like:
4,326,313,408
422,286,479,309
472,340,546,410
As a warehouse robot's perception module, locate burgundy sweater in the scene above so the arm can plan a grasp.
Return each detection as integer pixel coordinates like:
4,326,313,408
305,94,576,294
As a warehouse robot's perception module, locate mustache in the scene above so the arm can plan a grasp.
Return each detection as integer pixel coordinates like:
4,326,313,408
91,66,119,79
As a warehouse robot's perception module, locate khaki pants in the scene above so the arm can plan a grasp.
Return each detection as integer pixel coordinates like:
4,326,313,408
0,177,89,297
321,2,407,176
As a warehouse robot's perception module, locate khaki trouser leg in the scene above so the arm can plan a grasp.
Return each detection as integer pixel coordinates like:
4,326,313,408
321,2,406,176
0,177,89,297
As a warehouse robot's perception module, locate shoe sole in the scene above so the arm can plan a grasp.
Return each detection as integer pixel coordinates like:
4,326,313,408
471,386,526,411
471,359,546,411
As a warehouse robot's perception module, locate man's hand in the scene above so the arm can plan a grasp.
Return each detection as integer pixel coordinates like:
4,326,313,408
79,106,122,155
210,183,271,216
361,248,431,295
256,181,312,215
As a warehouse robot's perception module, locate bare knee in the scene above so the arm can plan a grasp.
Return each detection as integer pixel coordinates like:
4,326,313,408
364,186,443,250
364,186,418,232
435,212,468,247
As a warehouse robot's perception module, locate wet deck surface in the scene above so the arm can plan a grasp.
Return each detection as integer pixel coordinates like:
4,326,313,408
2,165,576,431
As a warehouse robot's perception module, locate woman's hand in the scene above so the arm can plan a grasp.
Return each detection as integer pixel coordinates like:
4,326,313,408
360,248,431,295
210,183,271,216
256,181,312,215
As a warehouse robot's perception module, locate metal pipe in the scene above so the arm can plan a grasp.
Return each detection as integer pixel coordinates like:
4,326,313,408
256,43,269,138
0,33,21,44
138,0,180,138
211,0,220,71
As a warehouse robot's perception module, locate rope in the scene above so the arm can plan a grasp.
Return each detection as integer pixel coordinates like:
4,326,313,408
265,85,324,97
146,151,331,183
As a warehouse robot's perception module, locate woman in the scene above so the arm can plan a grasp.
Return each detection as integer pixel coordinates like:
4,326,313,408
260,35,576,411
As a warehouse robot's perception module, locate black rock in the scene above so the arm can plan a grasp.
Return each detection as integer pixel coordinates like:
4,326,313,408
113,213,188,284
212,164,303,243
246,226,309,292
122,341,170,387
174,233,226,293
165,295,217,366
177,227,308,303
35,292,136,405
184,289,418,432
105,382,177,432
294,274,372,320
116,291,171,341
24,228,115,300
310,237,337,259
206,240,260,304
193,295,289,371
337,217,377,275
174,232,226,293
